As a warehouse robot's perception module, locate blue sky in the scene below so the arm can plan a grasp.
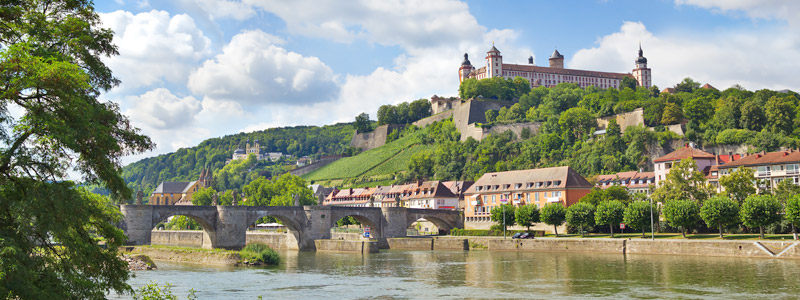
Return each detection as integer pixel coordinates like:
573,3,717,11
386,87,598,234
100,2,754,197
94,0,800,164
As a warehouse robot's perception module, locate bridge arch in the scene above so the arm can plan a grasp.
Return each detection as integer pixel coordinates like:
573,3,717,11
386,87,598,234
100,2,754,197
329,207,383,238
245,208,307,250
406,215,456,235
149,206,219,248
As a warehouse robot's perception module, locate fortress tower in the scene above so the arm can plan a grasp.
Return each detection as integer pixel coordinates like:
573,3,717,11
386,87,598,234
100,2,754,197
486,44,502,78
459,53,473,83
548,49,564,68
631,44,651,88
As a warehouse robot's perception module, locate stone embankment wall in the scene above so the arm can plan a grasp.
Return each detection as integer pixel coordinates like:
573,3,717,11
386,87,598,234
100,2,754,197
596,108,645,132
128,246,240,266
386,237,469,250
151,231,298,250
315,239,379,253
350,124,405,151
413,110,454,128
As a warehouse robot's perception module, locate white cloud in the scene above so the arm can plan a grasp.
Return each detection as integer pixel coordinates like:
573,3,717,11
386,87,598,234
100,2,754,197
570,21,800,91
100,10,211,91
124,88,202,130
244,0,484,50
187,30,339,106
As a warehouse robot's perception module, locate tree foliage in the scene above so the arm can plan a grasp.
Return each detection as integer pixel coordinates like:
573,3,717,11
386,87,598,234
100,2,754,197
377,99,432,125
595,200,626,237
354,112,372,132
242,173,316,206
459,76,531,100
699,196,740,238
515,204,540,231
740,194,782,239
490,204,516,230
540,203,567,236
652,158,714,204
0,1,159,298
719,167,756,203
566,202,595,237
786,195,800,240
624,200,657,237
663,199,700,238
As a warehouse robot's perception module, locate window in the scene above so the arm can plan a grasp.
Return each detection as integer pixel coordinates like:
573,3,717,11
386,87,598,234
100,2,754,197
535,193,540,201
492,195,496,203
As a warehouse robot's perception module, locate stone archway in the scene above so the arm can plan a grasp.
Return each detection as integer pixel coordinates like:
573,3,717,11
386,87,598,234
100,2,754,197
245,209,307,250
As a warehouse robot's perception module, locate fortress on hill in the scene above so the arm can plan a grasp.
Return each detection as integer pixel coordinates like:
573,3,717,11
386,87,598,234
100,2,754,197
459,44,652,89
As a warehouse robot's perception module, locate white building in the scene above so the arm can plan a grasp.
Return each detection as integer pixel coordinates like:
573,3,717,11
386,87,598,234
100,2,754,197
459,44,651,89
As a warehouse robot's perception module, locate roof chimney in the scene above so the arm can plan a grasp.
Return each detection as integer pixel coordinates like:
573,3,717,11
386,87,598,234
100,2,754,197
729,151,733,161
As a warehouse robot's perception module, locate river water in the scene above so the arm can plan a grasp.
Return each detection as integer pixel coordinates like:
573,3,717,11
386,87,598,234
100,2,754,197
113,250,800,299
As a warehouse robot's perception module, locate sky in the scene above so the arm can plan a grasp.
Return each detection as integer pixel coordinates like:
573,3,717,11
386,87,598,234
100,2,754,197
94,0,800,164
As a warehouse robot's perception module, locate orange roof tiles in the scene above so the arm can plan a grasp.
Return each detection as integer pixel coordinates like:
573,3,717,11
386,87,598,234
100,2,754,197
718,150,800,169
653,145,716,163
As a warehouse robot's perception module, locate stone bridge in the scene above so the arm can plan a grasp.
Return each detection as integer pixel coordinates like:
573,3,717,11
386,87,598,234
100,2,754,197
119,205,463,250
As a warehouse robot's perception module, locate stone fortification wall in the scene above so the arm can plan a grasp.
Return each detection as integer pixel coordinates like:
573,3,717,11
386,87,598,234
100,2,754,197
349,124,405,151
596,108,645,132
413,110,454,128
452,99,513,141
289,155,343,176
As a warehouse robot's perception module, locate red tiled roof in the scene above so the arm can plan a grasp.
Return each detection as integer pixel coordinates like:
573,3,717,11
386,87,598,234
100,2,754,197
661,87,676,94
717,154,742,164
718,150,800,169
701,83,716,90
653,145,716,163
502,64,631,79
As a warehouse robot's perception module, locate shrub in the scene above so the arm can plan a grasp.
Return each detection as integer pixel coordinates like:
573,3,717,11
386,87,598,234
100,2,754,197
133,282,196,300
240,243,280,266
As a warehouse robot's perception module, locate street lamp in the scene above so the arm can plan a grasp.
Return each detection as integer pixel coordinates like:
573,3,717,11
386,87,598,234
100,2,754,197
649,196,655,241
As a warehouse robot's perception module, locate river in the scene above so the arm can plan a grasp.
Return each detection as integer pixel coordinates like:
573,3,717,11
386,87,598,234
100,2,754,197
113,250,800,299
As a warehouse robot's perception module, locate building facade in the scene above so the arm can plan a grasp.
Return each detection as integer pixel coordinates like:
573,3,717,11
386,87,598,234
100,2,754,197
459,44,651,89
463,166,593,223
715,150,800,193
595,171,655,195
150,168,212,205
231,139,285,162
322,181,472,210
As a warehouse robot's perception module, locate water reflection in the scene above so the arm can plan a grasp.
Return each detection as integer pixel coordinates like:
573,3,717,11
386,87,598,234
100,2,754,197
116,250,800,299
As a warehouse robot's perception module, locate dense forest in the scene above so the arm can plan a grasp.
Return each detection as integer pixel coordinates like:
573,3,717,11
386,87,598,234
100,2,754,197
121,123,356,197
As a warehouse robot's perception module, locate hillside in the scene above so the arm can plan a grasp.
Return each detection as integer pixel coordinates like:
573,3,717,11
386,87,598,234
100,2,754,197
302,80,800,189
121,123,356,195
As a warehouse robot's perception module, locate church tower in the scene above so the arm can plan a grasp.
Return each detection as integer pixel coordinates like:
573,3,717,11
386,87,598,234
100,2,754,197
486,44,502,78
459,53,473,83
632,44,651,88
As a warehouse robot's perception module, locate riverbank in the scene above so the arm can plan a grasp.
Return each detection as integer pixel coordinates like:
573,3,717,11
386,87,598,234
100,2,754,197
126,246,241,266
428,236,800,259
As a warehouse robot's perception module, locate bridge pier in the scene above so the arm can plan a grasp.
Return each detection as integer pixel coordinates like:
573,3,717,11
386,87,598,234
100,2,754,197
214,206,249,250
381,207,410,238
120,205,155,246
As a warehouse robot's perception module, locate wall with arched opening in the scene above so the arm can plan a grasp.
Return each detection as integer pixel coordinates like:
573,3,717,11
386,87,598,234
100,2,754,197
244,212,305,250
150,213,216,248
406,216,455,235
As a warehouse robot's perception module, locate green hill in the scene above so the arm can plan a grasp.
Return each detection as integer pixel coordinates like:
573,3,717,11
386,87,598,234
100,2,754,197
121,123,356,196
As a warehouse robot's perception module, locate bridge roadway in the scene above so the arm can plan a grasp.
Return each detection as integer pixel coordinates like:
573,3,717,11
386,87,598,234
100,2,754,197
119,205,463,250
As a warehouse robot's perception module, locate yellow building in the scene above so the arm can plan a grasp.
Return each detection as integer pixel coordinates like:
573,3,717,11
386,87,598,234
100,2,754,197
150,168,212,205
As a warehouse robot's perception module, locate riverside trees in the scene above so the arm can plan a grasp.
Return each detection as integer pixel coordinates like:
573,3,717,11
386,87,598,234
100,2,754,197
0,0,154,298
699,196,740,238
541,203,567,236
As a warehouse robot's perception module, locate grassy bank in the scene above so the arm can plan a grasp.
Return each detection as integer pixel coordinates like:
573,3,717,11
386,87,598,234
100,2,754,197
129,244,280,266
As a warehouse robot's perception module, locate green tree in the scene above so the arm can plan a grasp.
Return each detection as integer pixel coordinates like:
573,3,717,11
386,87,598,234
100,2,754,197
485,109,498,123
765,96,795,135
740,194,782,239
407,150,434,180
566,202,595,237
354,112,372,132
774,178,800,204
621,76,638,90
740,101,766,131
164,216,201,230
785,195,800,240
515,204,540,231
558,107,597,139
661,102,683,125
541,203,567,236
674,77,701,93
719,167,756,203
699,196,740,238
0,1,155,298
624,200,658,237
663,199,700,238
191,186,217,206
595,200,626,237
490,204,516,231
133,282,197,300
651,158,714,204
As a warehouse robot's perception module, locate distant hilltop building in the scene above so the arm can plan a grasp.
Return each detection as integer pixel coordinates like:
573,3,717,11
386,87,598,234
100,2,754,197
230,139,284,162
459,44,651,89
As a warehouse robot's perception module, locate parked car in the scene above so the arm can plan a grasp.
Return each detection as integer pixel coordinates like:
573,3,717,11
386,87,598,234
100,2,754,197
511,232,523,239
519,232,535,239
